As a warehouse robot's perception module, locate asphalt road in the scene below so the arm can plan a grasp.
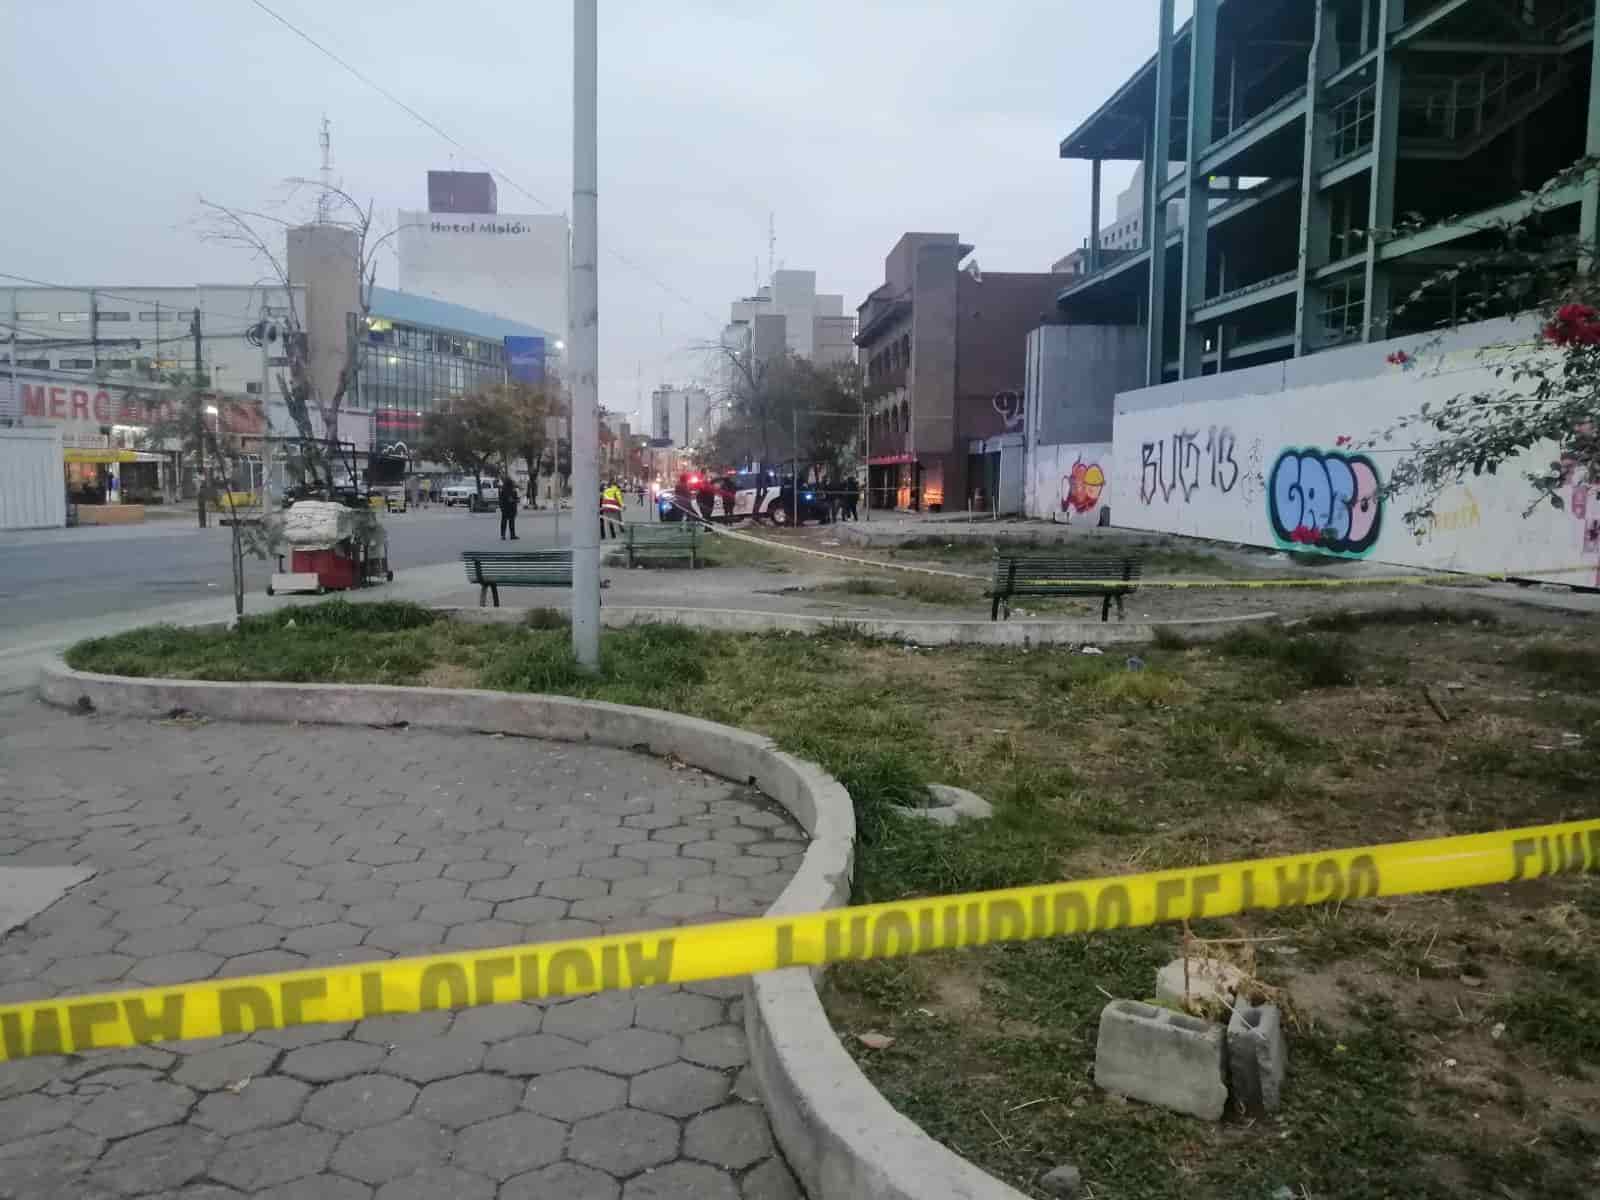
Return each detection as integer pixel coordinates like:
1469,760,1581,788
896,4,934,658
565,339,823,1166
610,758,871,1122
0,505,579,633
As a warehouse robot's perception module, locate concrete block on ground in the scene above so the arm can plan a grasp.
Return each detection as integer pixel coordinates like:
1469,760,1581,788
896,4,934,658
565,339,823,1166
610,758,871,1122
1093,999,1227,1121
1154,956,1244,1015
0,867,96,935
891,783,994,827
1227,1001,1287,1116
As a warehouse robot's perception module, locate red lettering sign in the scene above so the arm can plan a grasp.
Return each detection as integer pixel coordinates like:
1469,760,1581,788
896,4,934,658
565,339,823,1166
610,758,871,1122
70,390,90,420
48,388,66,419
22,384,46,417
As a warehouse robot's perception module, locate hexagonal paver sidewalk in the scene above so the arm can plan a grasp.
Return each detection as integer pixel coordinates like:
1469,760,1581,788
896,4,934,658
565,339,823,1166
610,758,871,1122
0,692,807,1198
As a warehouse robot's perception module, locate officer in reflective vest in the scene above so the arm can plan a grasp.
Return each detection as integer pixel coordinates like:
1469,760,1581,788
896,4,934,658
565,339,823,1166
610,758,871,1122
600,481,624,540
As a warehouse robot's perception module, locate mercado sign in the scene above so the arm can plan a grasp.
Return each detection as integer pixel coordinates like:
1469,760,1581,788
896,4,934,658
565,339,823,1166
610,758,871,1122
19,382,264,450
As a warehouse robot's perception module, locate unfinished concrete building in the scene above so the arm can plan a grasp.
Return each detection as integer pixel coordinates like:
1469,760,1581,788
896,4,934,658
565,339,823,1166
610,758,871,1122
1056,0,1600,383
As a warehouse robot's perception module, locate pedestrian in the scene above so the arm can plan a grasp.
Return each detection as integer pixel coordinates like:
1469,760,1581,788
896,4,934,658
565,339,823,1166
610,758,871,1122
844,476,859,521
498,476,520,540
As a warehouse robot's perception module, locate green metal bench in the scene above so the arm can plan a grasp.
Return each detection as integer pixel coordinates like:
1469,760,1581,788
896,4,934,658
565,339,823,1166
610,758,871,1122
462,549,574,608
623,522,702,569
986,555,1142,622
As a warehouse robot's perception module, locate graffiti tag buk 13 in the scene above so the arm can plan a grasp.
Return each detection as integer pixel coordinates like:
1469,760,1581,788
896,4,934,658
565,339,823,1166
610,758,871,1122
1139,427,1240,504
1267,448,1382,556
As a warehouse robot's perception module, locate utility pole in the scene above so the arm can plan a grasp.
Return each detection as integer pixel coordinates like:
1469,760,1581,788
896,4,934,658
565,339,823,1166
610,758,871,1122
571,0,601,669
193,307,207,529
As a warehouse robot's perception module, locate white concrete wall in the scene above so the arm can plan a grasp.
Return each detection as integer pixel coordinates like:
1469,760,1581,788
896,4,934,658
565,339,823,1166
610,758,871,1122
1026,440,1113,525
0,427,66,530
1111,332,1600,586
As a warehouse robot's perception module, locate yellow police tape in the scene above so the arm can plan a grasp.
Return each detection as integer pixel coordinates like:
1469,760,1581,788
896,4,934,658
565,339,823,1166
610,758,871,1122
654,500,1597,589
3,819,1596,1062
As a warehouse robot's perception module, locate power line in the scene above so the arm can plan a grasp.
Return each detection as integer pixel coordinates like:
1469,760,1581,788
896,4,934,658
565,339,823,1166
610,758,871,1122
0,270,279,334
245,0,723,327
245,0,561,215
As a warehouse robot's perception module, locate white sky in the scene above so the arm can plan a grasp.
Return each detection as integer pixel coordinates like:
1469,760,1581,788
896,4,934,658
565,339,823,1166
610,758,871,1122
1,1,1179,425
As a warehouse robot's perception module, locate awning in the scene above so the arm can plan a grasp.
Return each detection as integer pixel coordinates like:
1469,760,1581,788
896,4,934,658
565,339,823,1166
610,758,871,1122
64,449,138,464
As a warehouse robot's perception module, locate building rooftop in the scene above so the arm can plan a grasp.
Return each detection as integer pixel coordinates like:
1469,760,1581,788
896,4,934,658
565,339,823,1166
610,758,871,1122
369,287,551,342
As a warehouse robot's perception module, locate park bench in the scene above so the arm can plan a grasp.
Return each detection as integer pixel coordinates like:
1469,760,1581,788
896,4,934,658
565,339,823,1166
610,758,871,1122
462,549,575,608
986,555,1143,622
622,522,702,569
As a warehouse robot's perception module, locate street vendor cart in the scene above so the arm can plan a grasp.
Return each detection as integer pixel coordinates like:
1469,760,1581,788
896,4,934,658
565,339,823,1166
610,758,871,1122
267,500,392,596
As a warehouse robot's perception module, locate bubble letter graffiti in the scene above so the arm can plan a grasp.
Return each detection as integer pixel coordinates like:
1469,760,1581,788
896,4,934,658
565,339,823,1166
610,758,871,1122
1267,448,1382,556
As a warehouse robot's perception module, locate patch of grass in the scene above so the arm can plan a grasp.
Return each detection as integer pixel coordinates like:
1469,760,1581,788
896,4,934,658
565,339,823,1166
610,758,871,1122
1516,641,1600,690
1217,627,1359,687
888,535,1009,560
1075,667,1191,708
899,576,978,606
816,576,893,596
1301,605,1499,633
1150,626,1190,651
244,598,439,632
695,531,792,571
65,611,441,685
523,607,569,630
812,572,978,606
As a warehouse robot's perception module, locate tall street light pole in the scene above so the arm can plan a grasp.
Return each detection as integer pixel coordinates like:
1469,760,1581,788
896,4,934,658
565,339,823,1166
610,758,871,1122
571,0,601,669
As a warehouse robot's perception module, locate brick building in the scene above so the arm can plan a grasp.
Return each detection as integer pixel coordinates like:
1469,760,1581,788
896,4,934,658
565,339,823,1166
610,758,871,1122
859,234,1058,511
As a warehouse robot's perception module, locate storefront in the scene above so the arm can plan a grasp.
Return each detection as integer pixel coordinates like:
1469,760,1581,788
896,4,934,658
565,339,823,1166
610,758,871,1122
64,448,169,505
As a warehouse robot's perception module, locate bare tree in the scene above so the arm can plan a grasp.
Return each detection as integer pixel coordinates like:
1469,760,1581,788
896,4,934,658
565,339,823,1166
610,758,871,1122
199,181,401,493
134,391,278,619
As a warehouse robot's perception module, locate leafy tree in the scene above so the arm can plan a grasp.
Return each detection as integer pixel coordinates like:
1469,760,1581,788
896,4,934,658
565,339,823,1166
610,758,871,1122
494,376,564,507
420,390,515,490
705,347,862,479
1375,157,1600,528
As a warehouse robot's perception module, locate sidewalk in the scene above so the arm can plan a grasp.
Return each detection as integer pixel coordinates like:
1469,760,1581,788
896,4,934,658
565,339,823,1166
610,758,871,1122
0,690,804,1198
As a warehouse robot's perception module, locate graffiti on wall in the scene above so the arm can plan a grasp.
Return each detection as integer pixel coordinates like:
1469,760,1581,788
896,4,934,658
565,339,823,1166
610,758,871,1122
993,390,1025,431
1062,459,1106,514
1138,426,1242,504
1569,480,1600,585
1267,448,1382,556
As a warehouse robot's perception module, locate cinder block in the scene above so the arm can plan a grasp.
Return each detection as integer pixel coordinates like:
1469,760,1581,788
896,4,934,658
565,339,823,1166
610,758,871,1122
1154,956,1244,1014
1227,1001,1287,1116
1094,999,1227,1121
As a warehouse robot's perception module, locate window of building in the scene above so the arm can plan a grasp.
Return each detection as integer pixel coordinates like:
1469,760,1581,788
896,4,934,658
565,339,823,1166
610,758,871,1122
245,382,262,395
103,358,133,369
60,357,93,368
138,311,162,322
58,312,90,323
18,357,49,369
15,312,48,322
98,310,130,322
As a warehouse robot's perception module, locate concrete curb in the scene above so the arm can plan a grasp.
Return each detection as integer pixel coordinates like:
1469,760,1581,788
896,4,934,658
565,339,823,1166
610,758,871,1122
451,603,1281,645
36,659,1027,1200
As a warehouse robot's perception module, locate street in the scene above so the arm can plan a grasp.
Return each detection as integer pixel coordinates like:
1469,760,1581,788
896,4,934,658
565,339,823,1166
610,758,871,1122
0,504,622,694
0,506,571,633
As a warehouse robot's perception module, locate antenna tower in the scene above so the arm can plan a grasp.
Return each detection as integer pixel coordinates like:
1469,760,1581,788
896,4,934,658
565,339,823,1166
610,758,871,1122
317,117,333,223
